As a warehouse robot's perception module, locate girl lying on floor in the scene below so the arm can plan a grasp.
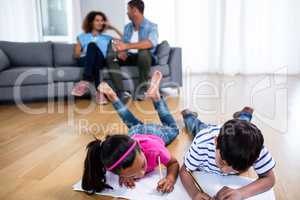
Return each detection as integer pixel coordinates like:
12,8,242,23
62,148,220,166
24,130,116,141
81,71,180,194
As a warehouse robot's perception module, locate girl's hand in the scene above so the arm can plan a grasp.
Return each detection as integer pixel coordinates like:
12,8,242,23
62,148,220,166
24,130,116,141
119,177,135,189
156,177,175,193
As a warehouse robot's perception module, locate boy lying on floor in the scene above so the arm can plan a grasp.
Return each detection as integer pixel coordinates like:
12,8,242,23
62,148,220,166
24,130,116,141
180,107,276,200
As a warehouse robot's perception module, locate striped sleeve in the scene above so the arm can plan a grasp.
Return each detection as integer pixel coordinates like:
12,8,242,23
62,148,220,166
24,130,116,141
184,127,219,171
253,146,276,175
184,144,201,171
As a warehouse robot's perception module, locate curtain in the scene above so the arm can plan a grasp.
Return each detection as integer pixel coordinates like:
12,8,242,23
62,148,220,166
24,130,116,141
145,0,300,75
71,0,82,42
0,0,82,43
0,0,39,42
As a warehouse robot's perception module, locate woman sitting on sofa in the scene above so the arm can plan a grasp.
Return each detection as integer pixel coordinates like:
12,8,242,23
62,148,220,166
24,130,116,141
72,11,122,104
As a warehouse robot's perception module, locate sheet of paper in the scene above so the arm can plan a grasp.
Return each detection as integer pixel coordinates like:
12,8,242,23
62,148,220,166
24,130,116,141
73,170,189,200
73,169,275,200
193,171,275,200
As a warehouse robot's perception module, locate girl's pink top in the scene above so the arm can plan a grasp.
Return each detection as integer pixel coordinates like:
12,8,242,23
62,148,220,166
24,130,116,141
131,134,171,173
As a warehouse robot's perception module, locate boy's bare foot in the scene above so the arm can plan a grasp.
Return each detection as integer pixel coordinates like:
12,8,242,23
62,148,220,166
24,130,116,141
97,82,118,102
146,70,163,101
181,109,198,118
233,106,254,119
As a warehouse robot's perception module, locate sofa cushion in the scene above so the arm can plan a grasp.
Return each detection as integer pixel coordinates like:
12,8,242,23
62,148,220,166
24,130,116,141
0,41,53,67
53,43,78,66
53,67,83,82
111,65,170,80
0,67,54,87
156,41,171,65
0,49,10,71
53,65,170,82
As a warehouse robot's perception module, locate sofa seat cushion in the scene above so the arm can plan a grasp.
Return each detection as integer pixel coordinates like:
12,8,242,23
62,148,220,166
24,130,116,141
0,67,54,87
105,64,170,80
53,64,170,82
53,67,83,82
0,41,53,67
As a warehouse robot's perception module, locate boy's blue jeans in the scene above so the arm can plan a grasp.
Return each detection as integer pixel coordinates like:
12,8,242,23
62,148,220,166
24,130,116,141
112,98,179,145
183,111,252,137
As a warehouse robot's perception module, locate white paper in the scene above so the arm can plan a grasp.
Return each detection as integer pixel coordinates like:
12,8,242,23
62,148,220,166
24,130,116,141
73,169,275,200
193,171,275,200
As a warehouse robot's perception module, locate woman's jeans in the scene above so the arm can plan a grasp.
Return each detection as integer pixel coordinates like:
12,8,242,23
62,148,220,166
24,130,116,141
77,43,105,88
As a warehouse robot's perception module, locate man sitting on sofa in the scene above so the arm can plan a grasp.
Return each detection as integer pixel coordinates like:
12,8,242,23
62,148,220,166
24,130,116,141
106,0,158,101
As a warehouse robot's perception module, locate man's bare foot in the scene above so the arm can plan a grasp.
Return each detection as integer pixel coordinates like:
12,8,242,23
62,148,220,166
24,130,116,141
97,82,118,102
146,71,162,101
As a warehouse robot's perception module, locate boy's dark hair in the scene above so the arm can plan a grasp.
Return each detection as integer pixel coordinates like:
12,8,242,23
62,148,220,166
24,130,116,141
217,119,264,172
81,135,140,194
128,0,145,14
82,11,107,33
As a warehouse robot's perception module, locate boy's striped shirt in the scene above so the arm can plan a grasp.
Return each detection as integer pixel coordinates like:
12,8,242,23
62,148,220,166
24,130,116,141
184,125,276,176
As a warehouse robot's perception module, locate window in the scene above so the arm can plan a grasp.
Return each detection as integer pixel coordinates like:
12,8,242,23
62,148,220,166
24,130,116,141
37,0,73,42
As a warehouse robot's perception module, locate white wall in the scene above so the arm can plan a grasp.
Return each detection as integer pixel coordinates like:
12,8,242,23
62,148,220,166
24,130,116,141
143,0,176,45
80,0,126,37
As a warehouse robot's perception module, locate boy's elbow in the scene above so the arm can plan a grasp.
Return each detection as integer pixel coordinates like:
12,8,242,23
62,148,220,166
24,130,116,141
260,170,276,188
269,170,276,187
179,165,188,178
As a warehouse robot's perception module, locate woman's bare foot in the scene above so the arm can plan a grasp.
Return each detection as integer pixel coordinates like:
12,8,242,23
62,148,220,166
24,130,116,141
146,70,163,101
97,82,118,102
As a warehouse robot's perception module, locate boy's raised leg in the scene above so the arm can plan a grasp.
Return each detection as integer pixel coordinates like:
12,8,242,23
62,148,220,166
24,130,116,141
233,106,254,122
181,109,208,137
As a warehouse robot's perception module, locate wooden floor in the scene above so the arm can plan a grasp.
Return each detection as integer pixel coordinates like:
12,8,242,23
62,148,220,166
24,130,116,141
0,74,300,200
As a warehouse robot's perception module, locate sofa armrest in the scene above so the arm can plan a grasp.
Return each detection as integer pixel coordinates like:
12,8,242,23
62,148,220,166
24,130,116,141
0,48,10,72
168,47,182,87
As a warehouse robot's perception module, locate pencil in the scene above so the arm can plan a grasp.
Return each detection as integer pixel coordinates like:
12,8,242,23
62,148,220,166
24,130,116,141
187,169,204,193
158,156,163,179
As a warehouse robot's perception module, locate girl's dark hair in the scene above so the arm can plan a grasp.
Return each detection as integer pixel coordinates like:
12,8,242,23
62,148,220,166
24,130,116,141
81,135,140,194
217,119,264,172
82,11,107,33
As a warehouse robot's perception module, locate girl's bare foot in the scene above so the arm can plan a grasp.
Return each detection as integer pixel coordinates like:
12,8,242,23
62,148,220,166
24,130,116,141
146,70,163,101
97,82,118,102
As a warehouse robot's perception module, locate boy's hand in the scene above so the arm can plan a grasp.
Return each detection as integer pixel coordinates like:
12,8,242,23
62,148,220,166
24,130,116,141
193,191,213,200
157,177,175,193
215,186,243,200
119,177,135,188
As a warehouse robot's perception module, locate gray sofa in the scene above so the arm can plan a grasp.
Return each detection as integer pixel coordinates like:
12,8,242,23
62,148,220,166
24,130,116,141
0,41,182,102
